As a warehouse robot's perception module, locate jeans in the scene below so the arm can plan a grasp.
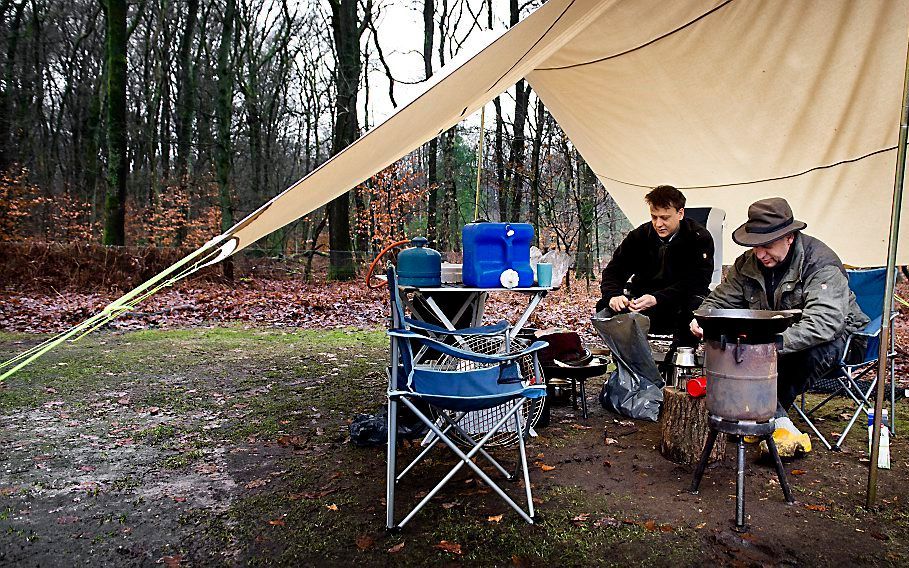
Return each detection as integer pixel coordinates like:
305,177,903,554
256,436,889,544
775,336,847,416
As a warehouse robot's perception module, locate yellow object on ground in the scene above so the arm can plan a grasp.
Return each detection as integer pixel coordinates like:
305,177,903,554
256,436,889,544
760,428,812,458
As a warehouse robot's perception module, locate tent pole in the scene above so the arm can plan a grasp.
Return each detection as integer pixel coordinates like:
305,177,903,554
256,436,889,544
867,33,909,509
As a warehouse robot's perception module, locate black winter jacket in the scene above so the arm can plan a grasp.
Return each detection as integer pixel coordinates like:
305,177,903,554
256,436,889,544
600,217,714,312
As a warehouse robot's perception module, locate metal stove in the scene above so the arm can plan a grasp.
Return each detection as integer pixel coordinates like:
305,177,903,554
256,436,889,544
689,308,800,530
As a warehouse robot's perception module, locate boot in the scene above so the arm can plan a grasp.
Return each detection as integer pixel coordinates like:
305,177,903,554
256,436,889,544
760,427,812,458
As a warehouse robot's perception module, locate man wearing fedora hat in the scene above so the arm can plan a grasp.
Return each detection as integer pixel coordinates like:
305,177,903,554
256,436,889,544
691,197,869,456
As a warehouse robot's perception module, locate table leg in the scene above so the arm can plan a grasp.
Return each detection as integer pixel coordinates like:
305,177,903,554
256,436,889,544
510,291,547,342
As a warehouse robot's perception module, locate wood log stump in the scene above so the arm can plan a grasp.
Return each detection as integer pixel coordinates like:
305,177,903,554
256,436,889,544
659,387,726,465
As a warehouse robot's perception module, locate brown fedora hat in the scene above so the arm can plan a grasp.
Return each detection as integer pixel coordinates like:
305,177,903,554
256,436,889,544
732,197,807,247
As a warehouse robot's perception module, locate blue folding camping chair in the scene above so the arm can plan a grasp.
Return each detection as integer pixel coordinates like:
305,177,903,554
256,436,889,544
794,267,897,450
384,266,548,529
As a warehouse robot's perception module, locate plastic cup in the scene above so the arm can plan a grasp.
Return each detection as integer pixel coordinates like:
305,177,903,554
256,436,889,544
536,262,553,287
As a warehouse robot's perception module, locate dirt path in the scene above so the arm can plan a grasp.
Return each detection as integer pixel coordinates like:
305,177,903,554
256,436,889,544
1,328,908,566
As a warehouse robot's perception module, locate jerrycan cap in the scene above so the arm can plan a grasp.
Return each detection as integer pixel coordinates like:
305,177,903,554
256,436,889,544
411,236,429,247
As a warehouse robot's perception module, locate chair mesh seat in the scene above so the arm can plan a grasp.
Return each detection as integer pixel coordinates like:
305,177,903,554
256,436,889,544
429,335,544,447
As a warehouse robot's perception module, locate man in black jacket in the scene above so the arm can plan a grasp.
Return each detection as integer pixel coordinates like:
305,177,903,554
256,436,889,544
596,185,714,346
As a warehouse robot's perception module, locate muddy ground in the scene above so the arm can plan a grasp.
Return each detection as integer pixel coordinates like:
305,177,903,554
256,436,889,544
0,327,908,567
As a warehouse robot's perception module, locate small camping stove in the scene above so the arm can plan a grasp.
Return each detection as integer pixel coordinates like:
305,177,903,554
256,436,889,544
689,309,800,531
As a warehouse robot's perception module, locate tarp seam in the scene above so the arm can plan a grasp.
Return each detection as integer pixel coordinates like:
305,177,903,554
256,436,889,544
490,0,576,88
595,145,898,190
535,0,733,71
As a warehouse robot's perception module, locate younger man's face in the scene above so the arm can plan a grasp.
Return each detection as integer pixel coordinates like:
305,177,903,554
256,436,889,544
650,205,683,238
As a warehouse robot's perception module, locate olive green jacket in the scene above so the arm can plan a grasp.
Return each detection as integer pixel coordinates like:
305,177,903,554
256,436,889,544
698,233,869,354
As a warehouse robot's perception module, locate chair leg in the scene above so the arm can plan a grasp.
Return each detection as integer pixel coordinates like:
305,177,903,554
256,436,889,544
397,418,457,482
514,410,535,519
834,379,877,449
793,404,832,451
443,414,512,479
398,397,534,527
386,396,398,529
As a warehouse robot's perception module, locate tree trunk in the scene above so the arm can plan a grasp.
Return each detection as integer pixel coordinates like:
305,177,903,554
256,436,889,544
576,156,595,279
659,387,727,465
493,96,504,221
174,0,197,182
423,0,439,244
215,0,236,282
440,126,458,251
507,81,529,221
102,0,128,246
529,98,545,246
0,1,25,171
327,0,361,280
172,0,198,245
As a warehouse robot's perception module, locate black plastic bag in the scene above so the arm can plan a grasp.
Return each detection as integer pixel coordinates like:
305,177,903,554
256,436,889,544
349,403,429,447
592,311,664,422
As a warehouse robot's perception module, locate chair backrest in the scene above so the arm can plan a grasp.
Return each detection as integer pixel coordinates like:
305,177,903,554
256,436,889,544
387,265,415,381
685,207,725,289
847,267,889,323
846,267,894,364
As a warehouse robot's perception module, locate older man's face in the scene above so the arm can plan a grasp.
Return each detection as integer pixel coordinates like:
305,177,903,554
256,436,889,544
753,234,795,268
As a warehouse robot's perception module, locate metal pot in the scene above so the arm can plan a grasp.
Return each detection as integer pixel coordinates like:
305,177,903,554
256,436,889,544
704,338,777,421
668,347,698,390
694,308,799,342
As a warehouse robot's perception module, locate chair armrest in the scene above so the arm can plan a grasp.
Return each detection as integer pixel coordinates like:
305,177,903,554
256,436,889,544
389,328,547,365
403,317,509,337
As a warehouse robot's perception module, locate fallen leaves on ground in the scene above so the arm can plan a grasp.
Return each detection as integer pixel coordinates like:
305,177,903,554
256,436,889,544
0,278,603,344
571,513,590,525
387,541,405,554
539,464,556,472
326,503,339,511
355,535,375,550
604,437,618,445
276,435,307,448
434,541,463,555
805,504,828,512
245,478,268,489
593,516,620,528
791,469,808,475
487,514,503,523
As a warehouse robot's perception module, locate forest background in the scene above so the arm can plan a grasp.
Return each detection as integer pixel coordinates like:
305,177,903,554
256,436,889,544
0,0,632,287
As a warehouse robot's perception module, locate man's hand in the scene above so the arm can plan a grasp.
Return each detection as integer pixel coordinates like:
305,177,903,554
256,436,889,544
629,294,657,312
690,318,704,339
608,295,630,312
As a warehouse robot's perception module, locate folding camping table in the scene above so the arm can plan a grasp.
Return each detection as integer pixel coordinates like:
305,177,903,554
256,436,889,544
397,284,553,343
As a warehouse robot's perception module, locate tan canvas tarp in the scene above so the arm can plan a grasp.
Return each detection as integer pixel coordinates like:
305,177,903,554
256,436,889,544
224,0,909,266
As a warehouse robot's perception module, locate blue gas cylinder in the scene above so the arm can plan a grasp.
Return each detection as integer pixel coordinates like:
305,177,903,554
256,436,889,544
397,236,442,287
462,222,534,288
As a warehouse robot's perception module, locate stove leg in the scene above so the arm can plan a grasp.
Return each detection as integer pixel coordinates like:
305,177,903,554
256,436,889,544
579,379,588,419
689,428,718,494
765,434,795,504
735,435,746,531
